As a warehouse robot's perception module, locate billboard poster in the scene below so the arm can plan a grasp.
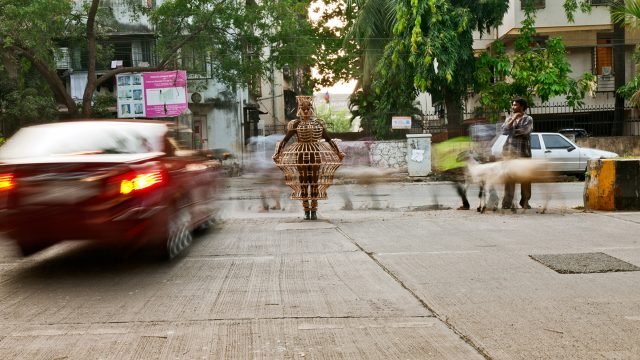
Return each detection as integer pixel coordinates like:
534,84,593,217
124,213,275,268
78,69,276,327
143,70,188,118
116,70,188,118
116,73,145,118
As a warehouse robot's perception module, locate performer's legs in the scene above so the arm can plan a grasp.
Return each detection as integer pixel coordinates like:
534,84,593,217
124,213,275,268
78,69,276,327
309,164,320,220
298,164,312,219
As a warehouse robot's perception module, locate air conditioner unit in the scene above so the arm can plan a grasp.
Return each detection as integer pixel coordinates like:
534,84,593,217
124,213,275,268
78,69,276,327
602,66,612,76
190,92,202,104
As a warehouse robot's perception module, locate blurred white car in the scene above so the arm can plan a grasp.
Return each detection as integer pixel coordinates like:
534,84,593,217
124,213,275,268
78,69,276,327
491,132,618,178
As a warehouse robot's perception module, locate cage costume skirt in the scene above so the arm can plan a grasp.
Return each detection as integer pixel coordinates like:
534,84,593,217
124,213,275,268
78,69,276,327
275,141,342,200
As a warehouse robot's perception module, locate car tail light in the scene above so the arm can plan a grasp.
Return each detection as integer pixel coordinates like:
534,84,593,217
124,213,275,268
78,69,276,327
119,170,164,195
0,173,16,191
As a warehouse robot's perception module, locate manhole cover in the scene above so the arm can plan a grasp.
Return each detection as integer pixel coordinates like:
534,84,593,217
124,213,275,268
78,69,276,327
530,252,640,274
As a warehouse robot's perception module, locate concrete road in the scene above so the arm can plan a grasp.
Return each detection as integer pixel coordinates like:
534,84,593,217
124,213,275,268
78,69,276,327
1,178,639,359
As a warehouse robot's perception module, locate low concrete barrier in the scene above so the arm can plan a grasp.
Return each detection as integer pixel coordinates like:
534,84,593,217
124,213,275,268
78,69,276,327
584,159,640,210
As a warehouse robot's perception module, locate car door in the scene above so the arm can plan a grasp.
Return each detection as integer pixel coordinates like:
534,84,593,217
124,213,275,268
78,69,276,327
541,133,581,172
530,133,544,160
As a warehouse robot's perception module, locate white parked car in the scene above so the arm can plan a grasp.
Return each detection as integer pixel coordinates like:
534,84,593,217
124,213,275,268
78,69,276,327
491,132,618,178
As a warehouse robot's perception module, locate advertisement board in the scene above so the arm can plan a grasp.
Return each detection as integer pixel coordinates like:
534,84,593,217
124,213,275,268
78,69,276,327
117,70,188,118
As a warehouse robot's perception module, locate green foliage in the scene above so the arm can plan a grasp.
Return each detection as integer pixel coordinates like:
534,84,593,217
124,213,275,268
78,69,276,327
1,0,320,116
0,0,73,63
315,103,352,132
612,0,640,106
91,93,117,118
0,88,58,136
618,72,640,103
612,0,640,27
473,1,593,120
563,0,593,23
0,59,57,136
345,0,510,132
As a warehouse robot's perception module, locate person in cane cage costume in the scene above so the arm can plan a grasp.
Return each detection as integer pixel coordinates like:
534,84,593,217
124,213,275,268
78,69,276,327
272,96,345,220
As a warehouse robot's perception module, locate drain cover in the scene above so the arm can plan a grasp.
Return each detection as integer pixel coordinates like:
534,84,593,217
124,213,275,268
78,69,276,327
530,252,640,274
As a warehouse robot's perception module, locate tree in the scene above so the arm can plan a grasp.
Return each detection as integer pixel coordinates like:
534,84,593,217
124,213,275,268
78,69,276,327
375,0,510,132
315,102,352,132
474,2,595,120
0,0,318,118
0,55,57,136
612,0,640,105
312,0,596,136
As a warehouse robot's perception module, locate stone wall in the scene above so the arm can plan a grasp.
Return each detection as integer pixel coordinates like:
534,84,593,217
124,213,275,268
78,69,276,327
340,140,408,169
576,136,640,157
338,136,640,174
370,141,408,169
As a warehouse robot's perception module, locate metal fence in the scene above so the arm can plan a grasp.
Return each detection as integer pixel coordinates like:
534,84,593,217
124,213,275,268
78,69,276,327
262,103,640,141
420,103,640,137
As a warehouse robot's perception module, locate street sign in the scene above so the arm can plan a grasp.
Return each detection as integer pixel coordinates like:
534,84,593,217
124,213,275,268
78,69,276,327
391,116,412,129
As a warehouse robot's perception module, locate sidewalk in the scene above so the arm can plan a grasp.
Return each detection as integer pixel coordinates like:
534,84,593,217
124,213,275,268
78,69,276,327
206,206,640,359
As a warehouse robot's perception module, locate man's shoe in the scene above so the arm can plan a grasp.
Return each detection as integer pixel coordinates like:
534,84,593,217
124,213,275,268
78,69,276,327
310,211,317,220
304,211,311,220
457,206,470,210
521,203,532,209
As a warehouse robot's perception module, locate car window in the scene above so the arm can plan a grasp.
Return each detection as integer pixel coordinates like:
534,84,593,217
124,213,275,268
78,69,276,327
542,134,573,149
530,134,541,150
0,122,167,160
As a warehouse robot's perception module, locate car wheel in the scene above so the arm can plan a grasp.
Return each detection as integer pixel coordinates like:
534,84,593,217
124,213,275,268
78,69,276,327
195,217,216,234
164,207,193,260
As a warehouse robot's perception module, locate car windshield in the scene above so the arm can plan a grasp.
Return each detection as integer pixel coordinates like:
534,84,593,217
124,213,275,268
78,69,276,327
0,121,167,160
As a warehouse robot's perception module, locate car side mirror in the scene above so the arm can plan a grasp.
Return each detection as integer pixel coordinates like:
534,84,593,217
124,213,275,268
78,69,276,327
567,146,575,152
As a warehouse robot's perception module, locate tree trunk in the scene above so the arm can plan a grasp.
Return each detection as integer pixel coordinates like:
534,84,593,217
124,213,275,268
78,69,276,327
81,0,101,118
445,93,463,138
10,47,77,115
1,53,18,81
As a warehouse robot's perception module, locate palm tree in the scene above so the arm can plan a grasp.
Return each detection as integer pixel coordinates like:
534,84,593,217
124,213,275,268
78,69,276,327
611,0,640,27
611,0,640,106
344,0,396,91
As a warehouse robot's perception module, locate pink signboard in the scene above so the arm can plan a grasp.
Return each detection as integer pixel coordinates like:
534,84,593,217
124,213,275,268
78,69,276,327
142,70,188,118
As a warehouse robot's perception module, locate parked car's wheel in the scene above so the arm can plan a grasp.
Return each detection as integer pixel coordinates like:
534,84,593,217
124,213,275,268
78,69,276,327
164,207,193,260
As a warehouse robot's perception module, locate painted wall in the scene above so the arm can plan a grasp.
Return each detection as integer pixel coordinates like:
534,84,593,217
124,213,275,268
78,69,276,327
498,1,611,39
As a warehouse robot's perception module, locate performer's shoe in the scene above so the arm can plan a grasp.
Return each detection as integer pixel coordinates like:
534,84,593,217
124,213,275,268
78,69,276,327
310,211,317,220
304,211,311,220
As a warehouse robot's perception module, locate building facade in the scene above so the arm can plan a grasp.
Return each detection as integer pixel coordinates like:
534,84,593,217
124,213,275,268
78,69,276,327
466,0,640,135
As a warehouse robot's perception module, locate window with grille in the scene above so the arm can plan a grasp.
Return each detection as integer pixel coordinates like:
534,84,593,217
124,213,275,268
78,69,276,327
180,45,210,78
521,0,545,9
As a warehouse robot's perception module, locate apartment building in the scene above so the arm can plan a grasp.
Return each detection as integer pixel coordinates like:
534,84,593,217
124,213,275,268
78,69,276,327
469,0,640,135
55,0,279,159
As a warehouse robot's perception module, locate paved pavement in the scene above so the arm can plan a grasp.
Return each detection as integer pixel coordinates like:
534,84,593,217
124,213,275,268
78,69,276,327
0,177,639,359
